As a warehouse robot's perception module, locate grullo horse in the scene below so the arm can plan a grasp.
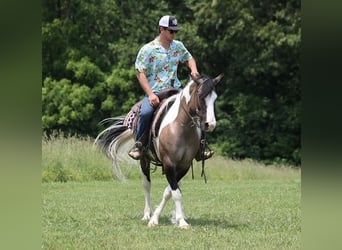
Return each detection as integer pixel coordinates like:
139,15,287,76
95,74,223,229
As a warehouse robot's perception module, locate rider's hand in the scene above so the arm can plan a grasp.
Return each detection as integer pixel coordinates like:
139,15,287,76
148,93,160,107
191,71,200,79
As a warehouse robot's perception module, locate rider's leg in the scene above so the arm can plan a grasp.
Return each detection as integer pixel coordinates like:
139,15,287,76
128,97,155,160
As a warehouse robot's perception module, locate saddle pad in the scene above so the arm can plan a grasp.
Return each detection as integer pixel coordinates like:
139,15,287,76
124,88,180,135
123,100,142,133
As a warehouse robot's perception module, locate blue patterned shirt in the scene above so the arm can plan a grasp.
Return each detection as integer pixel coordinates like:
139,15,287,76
135,37,192,94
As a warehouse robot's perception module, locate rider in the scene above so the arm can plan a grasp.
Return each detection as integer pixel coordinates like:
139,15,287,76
128,15,214,161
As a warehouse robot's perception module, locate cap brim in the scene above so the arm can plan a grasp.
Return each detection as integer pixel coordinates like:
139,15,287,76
169,26,180,31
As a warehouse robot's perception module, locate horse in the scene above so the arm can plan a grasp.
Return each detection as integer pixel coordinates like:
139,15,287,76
95,73,223,229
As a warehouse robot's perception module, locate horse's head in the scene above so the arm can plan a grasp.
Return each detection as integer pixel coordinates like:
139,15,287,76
187,73,224,132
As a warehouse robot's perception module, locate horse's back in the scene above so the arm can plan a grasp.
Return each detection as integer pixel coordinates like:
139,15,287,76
124,88,181,136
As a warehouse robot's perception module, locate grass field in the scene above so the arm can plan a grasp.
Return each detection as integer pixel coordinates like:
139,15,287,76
42,135,301,249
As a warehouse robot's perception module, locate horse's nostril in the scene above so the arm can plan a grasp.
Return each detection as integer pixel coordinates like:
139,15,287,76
205,122,209,129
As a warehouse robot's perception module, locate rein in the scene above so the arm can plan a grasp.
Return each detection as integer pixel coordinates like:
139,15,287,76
200,132,207,183
179,80,210,184
179,100,201,128
190,131,208,184
178,81,206,129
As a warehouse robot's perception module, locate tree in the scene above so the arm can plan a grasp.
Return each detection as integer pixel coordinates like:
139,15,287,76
42,0,301,165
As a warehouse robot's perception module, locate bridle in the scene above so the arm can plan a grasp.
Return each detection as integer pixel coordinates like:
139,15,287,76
179,76,215,130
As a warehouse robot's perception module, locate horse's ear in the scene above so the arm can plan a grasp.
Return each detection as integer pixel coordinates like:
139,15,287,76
213,74,224,85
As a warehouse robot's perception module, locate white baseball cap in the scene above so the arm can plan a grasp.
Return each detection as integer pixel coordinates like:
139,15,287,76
158,15,180,31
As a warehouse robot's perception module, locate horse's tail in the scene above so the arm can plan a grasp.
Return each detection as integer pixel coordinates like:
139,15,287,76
94,116,134,180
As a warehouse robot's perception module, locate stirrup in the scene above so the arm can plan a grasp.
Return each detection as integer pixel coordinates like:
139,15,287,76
203,150,214,160
128,141,143,160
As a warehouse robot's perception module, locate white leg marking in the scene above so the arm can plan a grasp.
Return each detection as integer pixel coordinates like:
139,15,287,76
141,173,151,221
172,188,190,229
148,186,172,227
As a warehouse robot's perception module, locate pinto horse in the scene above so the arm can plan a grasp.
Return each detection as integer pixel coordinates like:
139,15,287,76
95,74,223,228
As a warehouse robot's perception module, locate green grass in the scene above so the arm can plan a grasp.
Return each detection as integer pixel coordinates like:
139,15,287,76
42,135,301,249
42,178,300,249
42,134,299,183
42,134,114,182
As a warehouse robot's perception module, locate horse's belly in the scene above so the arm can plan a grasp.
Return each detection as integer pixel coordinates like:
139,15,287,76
155,124,201,162
154,96,200,161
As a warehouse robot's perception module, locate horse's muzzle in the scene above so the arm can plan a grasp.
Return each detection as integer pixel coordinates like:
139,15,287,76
205,121,216,132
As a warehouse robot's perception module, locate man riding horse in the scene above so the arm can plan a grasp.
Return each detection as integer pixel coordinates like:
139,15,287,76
128,15,214,161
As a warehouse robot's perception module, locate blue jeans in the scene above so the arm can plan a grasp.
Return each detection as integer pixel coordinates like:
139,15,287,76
135,96,155,141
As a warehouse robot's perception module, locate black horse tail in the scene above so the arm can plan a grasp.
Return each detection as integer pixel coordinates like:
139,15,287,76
94,116,134,180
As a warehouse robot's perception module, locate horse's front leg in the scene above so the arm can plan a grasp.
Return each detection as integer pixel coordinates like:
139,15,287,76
140,158,151,221
171,188,189,229
165,166,190,229
148,185,172,227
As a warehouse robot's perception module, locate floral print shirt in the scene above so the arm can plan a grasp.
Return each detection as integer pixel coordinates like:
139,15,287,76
135,38,193,94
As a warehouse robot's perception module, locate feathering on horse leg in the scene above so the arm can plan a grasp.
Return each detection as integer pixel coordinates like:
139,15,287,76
163,166,190,229
141,175,151,221
170,180,187,225
171,188,190,229
148,185,172,227
140,159,151,221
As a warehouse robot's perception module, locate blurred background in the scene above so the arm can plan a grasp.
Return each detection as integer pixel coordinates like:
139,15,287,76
42,0,301,166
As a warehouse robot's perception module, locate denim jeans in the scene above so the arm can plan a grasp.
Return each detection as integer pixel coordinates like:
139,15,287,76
135,96,155,141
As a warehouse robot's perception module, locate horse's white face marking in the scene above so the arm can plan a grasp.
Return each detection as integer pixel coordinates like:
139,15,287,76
205,91,217,132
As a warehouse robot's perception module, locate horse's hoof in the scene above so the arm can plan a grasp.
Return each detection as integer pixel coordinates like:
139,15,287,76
179,224,191,230
176,218,190,229
147,222,158,228
141,214,151,221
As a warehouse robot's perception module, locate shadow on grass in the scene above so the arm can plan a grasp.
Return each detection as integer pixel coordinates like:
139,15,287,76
156,216,249,229
189,218,248,229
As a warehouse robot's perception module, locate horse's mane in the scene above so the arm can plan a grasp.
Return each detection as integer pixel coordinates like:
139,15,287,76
194,74,216,98
188,74,215,117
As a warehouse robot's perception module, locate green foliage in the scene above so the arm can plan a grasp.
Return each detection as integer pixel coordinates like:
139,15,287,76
66,56,105,86
42,0,301,164
42,78,96,134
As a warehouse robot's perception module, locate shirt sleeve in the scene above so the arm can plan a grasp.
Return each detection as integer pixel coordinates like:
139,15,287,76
135,44,149,73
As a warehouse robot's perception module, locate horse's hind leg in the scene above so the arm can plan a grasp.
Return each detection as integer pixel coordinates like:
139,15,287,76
140,158,151,221
148,185,172,227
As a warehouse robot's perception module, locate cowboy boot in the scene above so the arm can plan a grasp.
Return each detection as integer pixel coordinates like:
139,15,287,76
203,149,214,160
195,148,214,161
195,131,214,161
128,131,148,160
128,141,143,160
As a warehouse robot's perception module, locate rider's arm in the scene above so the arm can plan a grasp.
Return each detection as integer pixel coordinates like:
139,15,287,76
137,71,159,107
186,58,199,78
137,71,153,96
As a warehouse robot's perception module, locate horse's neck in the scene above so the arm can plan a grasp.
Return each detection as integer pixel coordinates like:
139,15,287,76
177,83,200,127
154,82,201,162
159,84,200,134
159,93,182,131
